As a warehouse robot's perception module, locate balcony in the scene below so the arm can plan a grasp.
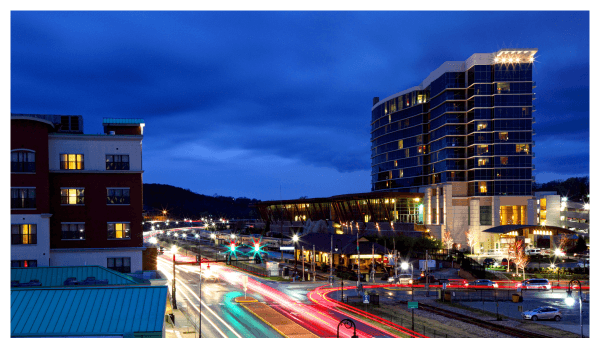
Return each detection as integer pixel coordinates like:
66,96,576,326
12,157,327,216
532,129,536,135
532,93,536,100
532,152,536,158
532,117,536,124
532,164,536,170
532,81,537,88
532,105,536,112
532,140,536,146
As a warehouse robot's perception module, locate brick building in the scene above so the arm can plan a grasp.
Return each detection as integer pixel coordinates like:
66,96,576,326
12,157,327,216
11,114,145,272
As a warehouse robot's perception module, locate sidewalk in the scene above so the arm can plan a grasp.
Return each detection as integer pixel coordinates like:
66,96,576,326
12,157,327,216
165,308,198,338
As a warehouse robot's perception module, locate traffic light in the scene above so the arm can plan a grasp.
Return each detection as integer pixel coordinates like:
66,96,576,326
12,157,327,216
196,255,201,262
254,244,260,252
255,254,262,264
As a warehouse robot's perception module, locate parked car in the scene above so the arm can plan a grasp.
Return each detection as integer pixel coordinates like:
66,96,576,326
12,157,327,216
522,307,562,321
414,275,439,284
482,258,496,267
521,278,551,290
525,248,542,256
467,279,498,288
577,258,590,268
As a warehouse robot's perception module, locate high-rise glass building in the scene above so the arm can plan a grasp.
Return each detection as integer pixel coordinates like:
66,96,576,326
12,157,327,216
370,49,537,253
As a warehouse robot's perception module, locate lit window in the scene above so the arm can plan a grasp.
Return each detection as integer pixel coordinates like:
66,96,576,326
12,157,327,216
477,145,488,155
398,140,403,149
11,150,35,173
478,158,489,166
500,157,508,165
479,182,487,193
399,169,403,178
394,161,398,167
60,154,84,170
516,144,530,154
61,188,84,205
405,149,409,157
417,95,423,104
497,83,510,93
62,223,86,240
499,132,509,141
107,223,130,239
477,123,488,131
11,224,37,245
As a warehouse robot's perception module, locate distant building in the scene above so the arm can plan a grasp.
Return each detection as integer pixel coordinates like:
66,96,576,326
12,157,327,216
11,114,145,272
370,49,538,253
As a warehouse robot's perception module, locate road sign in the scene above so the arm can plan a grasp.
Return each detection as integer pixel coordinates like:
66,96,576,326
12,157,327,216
242,275,248,291
280,246,294,250
408,301,418,309
363,294,370,304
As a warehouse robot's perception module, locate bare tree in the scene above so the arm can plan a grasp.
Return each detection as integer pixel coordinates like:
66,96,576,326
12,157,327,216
465,230,478,255
442,230,453,251
505,240,517,272
557,233,570,252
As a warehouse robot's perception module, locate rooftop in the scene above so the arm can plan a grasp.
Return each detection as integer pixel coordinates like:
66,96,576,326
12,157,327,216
103,117,145,125
11,265,142,287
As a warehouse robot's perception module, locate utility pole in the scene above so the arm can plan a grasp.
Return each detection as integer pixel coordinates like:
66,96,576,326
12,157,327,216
371,243,375,283
313,244,316,281
330,234,333,285
302,245,305,281
172,254,177,309
356,231,360,287
198,256,202,336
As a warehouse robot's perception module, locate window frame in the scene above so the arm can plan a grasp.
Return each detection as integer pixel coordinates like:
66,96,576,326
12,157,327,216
107,188,131,205
11,149,36,173
11,224,37,245
11,188,36,209
107,222,131,239
60,187,85,205
61,222,86,240
11,260,38,268
107,257,131,273
106,154,130,170
60,153,85,170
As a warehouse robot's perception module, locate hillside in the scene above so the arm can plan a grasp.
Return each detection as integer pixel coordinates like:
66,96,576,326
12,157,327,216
533,176,589,202
143,183,261,219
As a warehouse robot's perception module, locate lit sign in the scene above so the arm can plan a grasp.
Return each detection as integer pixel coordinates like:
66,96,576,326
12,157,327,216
280,246,295,251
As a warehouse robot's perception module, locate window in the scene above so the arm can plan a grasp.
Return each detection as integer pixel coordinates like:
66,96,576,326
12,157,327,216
398,140,403,149
480,206,492,225
107,188,130,205
11,188,36,209
476,145,488,155
11,151,35,173
108,222,130,239
404,119,410,128
418,145,425,153
499,132,509,141
107,257,131,273
478,158,489,166
11,224,37,245
62,223,85,240
416,135,423,144
500,157,508,165
477,122,488,131
399,169,404,178
405,149,410,157
479,182,488,193
11,260,37,268
394,160,398,167
516,144,530,154
417,95,424,104
496,83,510,93
106,155,130,170
61,188,84,205
60,154,84,170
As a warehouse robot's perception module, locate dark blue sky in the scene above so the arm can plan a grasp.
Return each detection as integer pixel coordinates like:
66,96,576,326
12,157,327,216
11,11,589,200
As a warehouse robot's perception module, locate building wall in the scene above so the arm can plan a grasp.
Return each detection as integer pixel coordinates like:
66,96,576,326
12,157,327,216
11,119,52,214
10,214,51,266
48,136,143,171
49,173,143,249
50,248,143,272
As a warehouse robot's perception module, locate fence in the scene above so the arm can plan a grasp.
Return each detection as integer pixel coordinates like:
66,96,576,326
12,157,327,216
444,289,515,302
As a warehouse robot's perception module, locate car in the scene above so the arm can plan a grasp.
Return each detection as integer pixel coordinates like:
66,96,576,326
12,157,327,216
201,269,219,283
482,258,496,266
577,258,590,268
388,273,413,284
467,279,498,288
521,278,551,290
522,307,562,321
525,248,542,256
414,274,439,284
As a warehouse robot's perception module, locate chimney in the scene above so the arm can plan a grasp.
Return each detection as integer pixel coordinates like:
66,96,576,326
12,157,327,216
373,97,380,106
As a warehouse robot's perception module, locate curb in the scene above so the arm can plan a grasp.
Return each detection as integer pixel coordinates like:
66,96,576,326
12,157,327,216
240,304,290,338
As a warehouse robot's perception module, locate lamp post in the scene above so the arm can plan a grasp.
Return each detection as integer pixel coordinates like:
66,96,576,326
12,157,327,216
565,279,584,338
293,234,299,279
336,319,358,338
302,245,305,281
330,234,333,285
172,252,177,309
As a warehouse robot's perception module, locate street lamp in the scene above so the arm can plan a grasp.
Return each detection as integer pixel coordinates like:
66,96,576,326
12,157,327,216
292,234,300,278
564,279,584,338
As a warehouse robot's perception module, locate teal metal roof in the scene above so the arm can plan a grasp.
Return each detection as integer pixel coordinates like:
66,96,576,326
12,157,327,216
103,118,145,124
11,266,140,287
11,285,168,336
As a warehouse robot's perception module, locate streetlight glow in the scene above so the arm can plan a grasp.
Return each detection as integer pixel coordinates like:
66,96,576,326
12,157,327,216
292,234,299,242
171,245,178,253
401,262,409,270
565,295,575,306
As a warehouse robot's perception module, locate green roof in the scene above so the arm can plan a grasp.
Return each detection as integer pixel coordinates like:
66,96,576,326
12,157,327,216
103,118,145,124
11,266,140,287
11,285,168,336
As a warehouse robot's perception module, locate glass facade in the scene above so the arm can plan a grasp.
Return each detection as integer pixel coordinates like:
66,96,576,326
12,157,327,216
371,49,535,196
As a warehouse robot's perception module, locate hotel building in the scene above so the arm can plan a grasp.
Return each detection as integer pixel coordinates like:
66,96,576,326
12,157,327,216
370,49,538,253
11,114,145,272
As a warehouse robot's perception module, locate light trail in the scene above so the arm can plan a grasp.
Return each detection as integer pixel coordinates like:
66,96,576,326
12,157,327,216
157,258,240,338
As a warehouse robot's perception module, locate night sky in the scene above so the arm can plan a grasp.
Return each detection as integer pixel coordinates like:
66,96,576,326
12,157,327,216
11,11,589,201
